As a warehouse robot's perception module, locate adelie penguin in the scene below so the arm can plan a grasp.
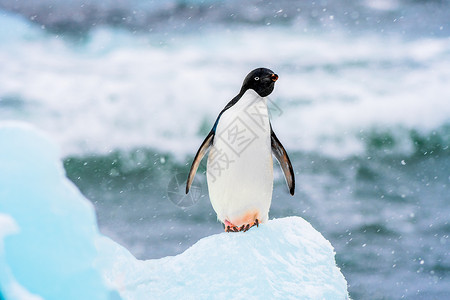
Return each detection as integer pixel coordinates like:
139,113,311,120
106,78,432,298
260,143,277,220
186,68,295,232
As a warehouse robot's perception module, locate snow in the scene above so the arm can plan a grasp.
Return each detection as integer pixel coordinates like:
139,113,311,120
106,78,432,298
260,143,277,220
0,122,349,300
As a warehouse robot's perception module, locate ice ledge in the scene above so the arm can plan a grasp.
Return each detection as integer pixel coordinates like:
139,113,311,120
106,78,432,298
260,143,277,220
98,216,349,300
0,122,349,300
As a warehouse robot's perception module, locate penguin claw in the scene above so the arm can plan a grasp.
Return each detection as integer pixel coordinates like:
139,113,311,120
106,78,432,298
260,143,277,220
224,219,260,233
225,225,238,232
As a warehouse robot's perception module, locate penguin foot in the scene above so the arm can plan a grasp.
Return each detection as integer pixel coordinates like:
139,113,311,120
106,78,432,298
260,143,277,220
224,219,259,233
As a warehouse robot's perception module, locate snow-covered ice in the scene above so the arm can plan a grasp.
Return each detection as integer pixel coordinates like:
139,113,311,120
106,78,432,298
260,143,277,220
97,216,349,300
0,122,349,300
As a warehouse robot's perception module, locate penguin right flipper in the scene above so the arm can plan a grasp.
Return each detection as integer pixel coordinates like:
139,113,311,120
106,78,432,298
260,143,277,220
186,130,214,194
270,127,295,195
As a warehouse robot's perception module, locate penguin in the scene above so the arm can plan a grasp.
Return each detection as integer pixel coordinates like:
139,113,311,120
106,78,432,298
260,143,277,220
186,68,295,232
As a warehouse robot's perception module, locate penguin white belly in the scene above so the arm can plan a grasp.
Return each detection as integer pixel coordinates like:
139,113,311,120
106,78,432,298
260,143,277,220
207,89,273,226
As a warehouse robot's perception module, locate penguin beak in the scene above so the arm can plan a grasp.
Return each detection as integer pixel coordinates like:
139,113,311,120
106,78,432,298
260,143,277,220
271,74,279,82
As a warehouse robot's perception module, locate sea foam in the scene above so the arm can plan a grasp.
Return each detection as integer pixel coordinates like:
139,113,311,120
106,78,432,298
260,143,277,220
1,13,449,159
0,122,348,299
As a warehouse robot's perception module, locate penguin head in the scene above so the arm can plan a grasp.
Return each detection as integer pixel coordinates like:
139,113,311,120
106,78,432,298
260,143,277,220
240,67,278,97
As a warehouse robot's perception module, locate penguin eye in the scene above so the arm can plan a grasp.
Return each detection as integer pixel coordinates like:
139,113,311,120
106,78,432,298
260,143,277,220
254,77,260,81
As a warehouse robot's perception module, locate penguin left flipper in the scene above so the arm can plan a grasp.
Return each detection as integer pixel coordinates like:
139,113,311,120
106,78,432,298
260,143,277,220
270,126,295,195
186,130,214,194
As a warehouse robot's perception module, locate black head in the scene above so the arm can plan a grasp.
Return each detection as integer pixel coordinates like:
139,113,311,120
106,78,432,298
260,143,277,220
240,68,278,97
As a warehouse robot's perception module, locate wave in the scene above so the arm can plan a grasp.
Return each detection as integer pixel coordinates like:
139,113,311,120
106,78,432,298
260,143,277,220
0,12,449,160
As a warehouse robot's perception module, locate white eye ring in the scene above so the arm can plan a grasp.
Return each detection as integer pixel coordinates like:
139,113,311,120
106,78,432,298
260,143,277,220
254,77,260,81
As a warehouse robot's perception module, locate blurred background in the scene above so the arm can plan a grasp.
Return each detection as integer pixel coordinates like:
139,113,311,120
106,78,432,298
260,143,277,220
0,0,449,299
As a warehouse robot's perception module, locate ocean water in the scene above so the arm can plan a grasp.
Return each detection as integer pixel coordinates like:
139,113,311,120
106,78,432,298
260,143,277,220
1,0,449,299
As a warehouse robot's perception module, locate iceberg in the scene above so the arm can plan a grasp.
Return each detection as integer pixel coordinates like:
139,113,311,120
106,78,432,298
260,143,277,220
0,122,349,300
0,123,120,300
96,216,349,300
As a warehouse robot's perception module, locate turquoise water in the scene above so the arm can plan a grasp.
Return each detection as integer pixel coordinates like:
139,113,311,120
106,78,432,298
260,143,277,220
1,1,449,299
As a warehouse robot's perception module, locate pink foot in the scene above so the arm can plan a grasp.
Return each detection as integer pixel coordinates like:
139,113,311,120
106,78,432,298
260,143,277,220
224,219,259,233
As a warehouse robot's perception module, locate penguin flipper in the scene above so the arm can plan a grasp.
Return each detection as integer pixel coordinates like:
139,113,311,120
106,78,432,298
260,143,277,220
271,128,295,195
186,131,214,194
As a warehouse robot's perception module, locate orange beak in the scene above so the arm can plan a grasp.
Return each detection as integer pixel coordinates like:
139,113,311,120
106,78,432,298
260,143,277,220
271,73,279,82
